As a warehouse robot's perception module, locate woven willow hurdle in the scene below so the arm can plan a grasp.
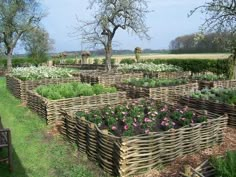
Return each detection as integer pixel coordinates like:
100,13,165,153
56,64,119,70
6,75,81,102
26,90,126,125
179,96,236,128
197,80,236,90
143,71,191,79
115,82,198,102
61,106,228,177
80,72,143,86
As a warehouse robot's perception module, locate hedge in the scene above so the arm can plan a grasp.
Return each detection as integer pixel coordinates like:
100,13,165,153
140,59,229,76
0,57,48,68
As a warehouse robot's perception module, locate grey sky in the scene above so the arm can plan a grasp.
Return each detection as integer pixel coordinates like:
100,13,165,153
41,0,207,53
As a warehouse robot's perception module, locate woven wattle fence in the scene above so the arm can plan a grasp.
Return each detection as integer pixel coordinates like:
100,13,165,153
179,96,236,128
26,90,126,125
80,72,143,86
115,82,198,102
197,80,236,90
6,75,81,102
143,71,191,79
60,106,228,177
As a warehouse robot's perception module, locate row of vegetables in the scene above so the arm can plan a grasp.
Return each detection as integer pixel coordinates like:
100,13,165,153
11,65,227,81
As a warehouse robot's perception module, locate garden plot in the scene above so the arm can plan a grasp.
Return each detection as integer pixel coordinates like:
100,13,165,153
26,82,126,124
61,99,228,177
6,66,80,102
115,78,198,102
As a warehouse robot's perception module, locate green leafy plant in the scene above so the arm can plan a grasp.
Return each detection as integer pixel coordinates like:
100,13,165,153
36,82,117,100
190,88,236,105
211,151,236,177
12,66,73,80
192,73,226,81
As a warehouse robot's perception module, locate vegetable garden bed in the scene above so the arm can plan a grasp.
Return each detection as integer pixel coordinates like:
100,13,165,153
26,84,126,124
180,96,236,127
115,79,198,102
60,99,228,177
6,75,81,102
80,72,143,86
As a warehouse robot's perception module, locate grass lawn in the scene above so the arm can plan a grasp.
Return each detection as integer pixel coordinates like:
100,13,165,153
0,77,109,177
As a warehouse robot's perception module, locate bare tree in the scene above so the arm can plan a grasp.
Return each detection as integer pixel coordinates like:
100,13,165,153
75,0,150,71
0,0,46,71
189,0,236,78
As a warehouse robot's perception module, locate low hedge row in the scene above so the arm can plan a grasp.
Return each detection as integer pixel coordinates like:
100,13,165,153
0,57,48,67
120,58,229,76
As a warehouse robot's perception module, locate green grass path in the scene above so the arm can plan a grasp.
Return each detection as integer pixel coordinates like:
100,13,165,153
0,77,107,177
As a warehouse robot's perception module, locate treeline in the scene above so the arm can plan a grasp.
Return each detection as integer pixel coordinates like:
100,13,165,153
169,32,230,54
61,49,169,57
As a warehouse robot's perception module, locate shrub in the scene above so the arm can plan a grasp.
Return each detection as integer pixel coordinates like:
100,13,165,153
120,58,136,64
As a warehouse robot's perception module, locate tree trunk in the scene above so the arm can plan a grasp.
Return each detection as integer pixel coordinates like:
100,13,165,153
7,50,13,72
105,42,112,71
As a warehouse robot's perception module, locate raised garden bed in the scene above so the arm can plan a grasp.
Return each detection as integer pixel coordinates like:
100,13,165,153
80,72,143,86
117,63,191,79
179,88,236,127
191,73,236,90
60,99,228,177
115,78,198,102
26,83,126,124
6,66,81,102
6,75,81,102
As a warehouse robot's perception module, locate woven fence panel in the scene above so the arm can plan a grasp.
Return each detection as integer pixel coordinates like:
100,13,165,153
198,80,236,90
27,91,127,125
143,71,191,79
116,114,227,177
80,72,143,86
61,107,227,177
179,96,236,128
116,82,198,102
6,75,81,102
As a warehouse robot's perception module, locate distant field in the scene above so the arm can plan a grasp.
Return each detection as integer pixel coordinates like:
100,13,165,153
57,53,231,64
92,53,230,63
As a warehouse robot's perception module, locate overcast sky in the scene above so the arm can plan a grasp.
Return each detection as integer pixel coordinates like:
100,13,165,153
40,0,207,53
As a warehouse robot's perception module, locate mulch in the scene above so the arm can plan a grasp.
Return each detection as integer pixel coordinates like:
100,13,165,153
136,127,236,177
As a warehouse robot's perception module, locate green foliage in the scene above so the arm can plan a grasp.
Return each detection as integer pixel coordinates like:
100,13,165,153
141,59,229,76
102,58,115,65
12,66,73,80
190,88,236,105
120,58,136,64
125,78,188,87
192,73,226,81
0,57,47,68
211,151,236,177
36,82,117,100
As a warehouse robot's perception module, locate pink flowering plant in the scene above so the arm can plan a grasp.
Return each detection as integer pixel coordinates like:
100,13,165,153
76,100,208,137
